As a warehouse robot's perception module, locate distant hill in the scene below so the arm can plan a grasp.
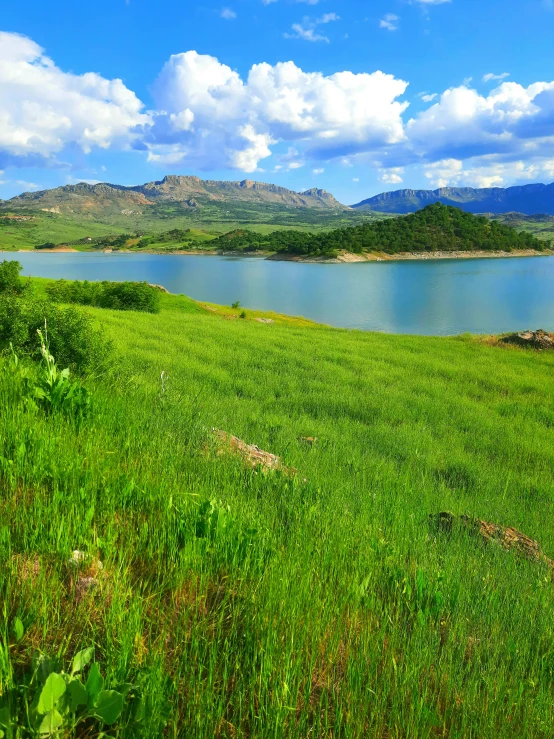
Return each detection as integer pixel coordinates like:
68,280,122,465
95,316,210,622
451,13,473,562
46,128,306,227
210,203,548,257
2,176,344,218
351,182,554,215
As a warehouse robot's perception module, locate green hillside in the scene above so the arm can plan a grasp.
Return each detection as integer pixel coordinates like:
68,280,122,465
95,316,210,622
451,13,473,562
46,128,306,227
0,177,368,247
0,212,117,251
0,207,379,252
3,203,549,257
492,212,554,242
213,203,549,256
1,269,554,736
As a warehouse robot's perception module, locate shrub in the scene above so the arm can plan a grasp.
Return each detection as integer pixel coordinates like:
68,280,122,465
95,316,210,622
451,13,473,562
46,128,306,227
35,242,57,250
0,259,25,295
97,281,161,313
46,279,161,313
0,295,111,375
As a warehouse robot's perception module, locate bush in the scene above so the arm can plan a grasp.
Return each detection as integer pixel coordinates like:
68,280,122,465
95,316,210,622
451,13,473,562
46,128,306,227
97,281,161,313
0,259,25,294
46,279,161,313
0,294,112,375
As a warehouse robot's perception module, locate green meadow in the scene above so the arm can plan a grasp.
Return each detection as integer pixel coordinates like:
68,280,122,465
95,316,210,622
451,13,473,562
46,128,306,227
2,279,554,736
0,213,118,251
0,203,381,253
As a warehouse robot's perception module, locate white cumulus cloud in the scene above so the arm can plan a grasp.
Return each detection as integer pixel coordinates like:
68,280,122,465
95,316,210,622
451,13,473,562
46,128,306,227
407,80,554,166
146,50,409,171
379,167,404,184
5,31,554,189
0,31,149,167
423,158,552,189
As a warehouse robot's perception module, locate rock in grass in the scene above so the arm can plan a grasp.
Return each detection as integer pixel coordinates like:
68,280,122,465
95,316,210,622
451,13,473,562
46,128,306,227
501,329,554,349
67,550,104,599
213,428,301,478
430,512,554,573
149,284,169,293
75,576,99,597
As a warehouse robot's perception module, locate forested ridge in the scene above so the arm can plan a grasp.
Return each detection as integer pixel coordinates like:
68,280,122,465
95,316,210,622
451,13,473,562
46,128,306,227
212,203,548,256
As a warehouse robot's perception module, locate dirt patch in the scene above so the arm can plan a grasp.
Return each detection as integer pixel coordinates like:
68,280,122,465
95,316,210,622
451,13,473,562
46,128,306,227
500,329,554,350
335,252,371,263
213,428,300,478
9,554,42,583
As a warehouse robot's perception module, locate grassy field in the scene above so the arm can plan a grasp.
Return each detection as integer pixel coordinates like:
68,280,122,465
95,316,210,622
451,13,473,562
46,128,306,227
0,213,118,251
2,286,554,736
0,204,385,253
492,213,554,242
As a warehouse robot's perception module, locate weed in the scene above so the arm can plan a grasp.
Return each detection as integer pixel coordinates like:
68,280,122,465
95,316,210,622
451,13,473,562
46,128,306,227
0,645,144,736
7,327,91,419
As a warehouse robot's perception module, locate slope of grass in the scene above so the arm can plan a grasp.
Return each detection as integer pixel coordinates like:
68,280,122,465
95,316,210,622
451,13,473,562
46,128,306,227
491,213,554,242
0,202,384,251
1,289,554,736
0,212,117,251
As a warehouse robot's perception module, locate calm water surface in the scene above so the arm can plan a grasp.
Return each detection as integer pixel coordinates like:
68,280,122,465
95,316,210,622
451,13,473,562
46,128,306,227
5,252,554,335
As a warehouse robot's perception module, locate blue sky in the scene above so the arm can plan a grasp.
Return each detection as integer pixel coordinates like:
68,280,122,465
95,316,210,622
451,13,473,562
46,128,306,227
1,0,554,204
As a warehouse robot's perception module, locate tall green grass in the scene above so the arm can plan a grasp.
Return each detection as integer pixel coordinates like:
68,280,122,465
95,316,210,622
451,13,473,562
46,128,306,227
1,291,554,736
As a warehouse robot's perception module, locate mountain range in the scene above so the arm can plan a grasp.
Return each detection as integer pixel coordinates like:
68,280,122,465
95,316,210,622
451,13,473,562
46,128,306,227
350,182,554,215
1,176,343,216
3,177,554,220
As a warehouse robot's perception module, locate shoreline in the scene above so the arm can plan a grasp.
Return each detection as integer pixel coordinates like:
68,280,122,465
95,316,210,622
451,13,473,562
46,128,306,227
2,247,553,262
268,248,554,263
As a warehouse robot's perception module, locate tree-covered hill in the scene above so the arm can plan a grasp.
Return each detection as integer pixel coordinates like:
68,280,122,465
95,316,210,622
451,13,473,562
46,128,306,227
213,203,549,257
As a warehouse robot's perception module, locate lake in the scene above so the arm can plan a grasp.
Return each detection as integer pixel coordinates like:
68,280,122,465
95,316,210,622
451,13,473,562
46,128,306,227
4,252,554,335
